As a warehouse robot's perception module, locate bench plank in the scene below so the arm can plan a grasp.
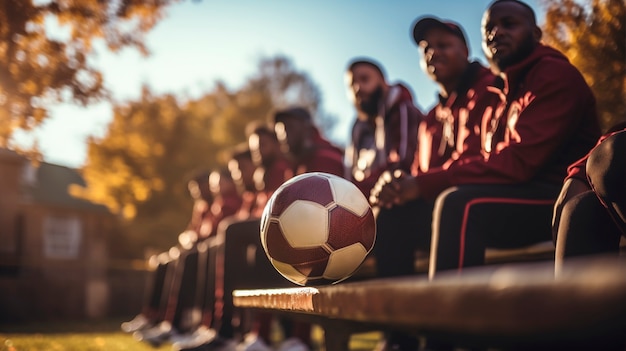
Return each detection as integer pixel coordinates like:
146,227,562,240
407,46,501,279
234,255,626,348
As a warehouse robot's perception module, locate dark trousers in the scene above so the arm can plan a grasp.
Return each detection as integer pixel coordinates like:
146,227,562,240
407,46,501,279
141,257,173,321
167,247,201,332
199,239,218,329
374,199,434,278
555,190,623,260
174,243,214,333
430,182,559,276
213,218,290,339
156,257,179,322
555,130,626,262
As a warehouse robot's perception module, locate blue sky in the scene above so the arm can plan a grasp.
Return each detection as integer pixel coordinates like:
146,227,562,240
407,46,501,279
16,0,543,168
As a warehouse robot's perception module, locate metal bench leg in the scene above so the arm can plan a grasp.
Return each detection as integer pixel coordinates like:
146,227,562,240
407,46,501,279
321,320,354,351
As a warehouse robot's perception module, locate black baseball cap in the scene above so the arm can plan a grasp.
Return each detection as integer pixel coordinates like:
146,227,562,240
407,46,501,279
412,16,468,47
273,107,312,123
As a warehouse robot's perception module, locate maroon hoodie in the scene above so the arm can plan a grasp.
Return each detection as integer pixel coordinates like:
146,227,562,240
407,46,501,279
296,127,345,177
415,44,601,199
347,83,423,196
415,61,495,173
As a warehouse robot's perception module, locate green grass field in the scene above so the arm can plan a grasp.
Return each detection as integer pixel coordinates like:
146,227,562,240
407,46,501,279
0,319,170,351
0,319,381,351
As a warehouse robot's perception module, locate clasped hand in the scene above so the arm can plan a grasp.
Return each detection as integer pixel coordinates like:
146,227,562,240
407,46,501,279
369,169,420,209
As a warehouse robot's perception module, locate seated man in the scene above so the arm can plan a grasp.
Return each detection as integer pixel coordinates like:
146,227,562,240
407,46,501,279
128,170,219,347
372,16,497,351
273,106,345,177
373,16,496,282
344,58,422,197
372,0,601,280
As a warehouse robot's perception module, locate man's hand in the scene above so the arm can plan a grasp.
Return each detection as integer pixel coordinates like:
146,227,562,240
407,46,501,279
369,170,420,209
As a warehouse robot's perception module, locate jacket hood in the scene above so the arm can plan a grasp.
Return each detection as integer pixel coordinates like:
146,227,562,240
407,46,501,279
386,83,415,111
438,61,492,104
504,43,570,87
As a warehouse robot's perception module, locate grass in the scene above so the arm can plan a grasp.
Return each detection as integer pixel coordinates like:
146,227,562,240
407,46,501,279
347,331,383,351
0,318,170,351
0,318,381,351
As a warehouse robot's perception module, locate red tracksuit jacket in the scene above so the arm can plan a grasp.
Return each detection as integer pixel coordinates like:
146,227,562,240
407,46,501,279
415,44,601,199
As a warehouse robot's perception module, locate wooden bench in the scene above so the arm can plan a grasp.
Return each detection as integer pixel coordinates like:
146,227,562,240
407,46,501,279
233,255,626,350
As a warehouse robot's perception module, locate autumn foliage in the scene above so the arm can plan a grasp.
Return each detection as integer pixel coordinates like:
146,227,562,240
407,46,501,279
0,0,177,147
75,56,326,254
541,0,626,130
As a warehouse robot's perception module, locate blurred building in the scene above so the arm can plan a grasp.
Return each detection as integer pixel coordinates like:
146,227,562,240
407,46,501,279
0,149,143,322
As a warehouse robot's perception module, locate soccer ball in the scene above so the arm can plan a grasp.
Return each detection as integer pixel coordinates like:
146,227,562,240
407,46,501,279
260,172,376,286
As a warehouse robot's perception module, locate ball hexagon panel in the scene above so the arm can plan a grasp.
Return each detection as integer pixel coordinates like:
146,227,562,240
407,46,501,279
327,206,376,251
291,255,330,279
264,220,329,265
270,259,308,286
269,174,334,217
327,175,371,217
324,243,369,281
279,200,329,247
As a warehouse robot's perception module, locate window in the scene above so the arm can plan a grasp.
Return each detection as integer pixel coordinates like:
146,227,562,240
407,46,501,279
21,162,38,187
43,216,82,259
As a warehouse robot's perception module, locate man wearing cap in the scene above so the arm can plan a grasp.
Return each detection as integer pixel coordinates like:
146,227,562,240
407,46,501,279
372,0,600,280
412,17,495,173
372,16,497,351
371,16,496,278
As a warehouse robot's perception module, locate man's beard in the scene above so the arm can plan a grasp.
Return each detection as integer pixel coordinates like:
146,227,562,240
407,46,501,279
494,32,536,72
357,85,383,117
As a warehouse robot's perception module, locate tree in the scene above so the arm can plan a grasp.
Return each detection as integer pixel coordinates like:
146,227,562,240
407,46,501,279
243,55,321,117
0,0,178,147
77,55,328,256
241,55,339,137
541,0,626,130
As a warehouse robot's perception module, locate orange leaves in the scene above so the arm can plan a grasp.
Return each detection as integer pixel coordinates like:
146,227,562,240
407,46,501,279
541,0,626,131
0,0,177,146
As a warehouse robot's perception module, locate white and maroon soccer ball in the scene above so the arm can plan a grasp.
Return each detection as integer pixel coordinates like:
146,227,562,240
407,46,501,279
260,172,376,286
